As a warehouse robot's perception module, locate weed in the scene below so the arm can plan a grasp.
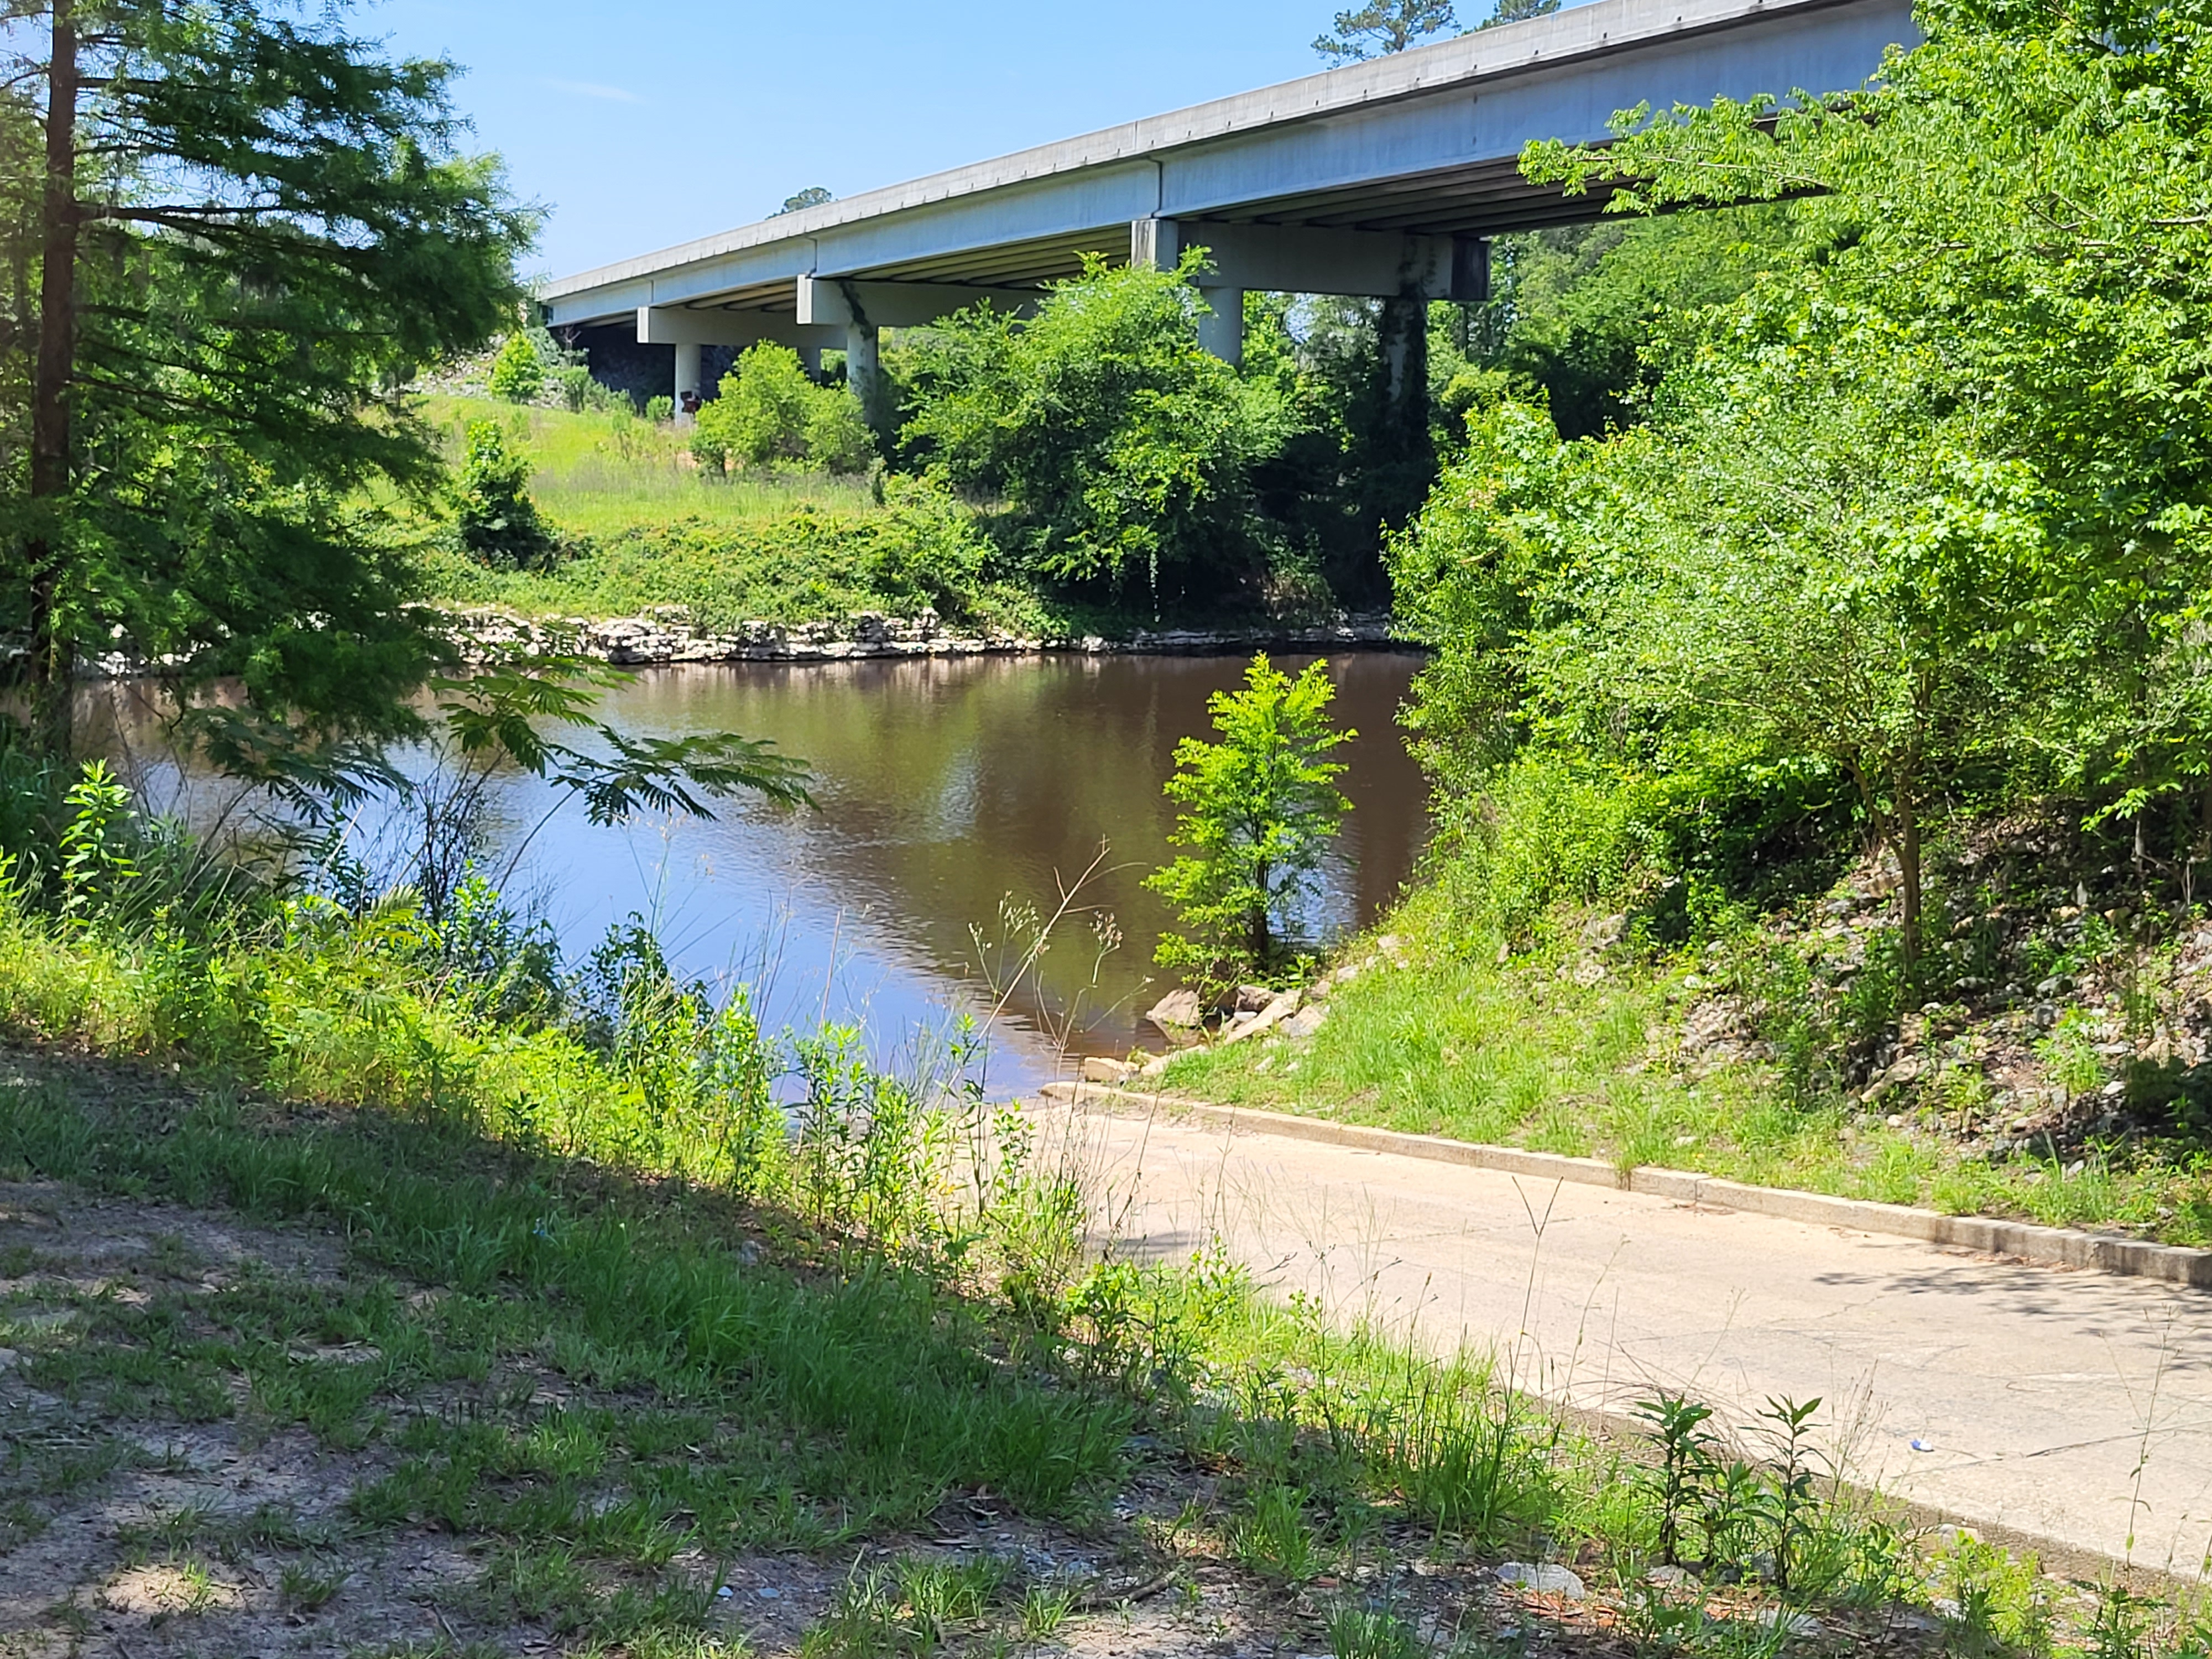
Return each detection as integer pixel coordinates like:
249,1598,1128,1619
168,1557,222,1615
1327,1601,1426,1659
894,1554,1008,1646
801,1568,904,1659
2082,1582,2155,1659
1636,1393,1717,1568
1233,1484,1322,1583
280,1559,348,1611
1019,1581,1074,1641
1752,1396,1823,1593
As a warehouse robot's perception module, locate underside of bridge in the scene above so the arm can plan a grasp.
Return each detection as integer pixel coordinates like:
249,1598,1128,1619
539,0,1917,416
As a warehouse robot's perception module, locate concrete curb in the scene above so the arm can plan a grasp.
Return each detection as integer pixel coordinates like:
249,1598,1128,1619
1037,1081,2212,1290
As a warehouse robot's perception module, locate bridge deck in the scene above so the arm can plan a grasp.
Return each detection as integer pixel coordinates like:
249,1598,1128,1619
543,0,1911,331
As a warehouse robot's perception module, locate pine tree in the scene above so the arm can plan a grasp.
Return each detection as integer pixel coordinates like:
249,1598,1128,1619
2,1,536,763
1313,0,1457,62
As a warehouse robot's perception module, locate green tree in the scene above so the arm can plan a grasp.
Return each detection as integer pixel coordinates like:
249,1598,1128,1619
487,331,545,403
1,0,536,762
692,343,872,476
774,185,834,215
1436,208,1804,439
1313,0,1457,61
1476,0,1558,24
454,420,552,570
1510,0,2212,904
1146,656,1354,982
902,254,1295,596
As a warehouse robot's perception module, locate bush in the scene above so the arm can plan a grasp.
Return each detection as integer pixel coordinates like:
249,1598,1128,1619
454,419,554,570
900,254,1297,596
430,485,995,625
1146,655,1353,984
487,331,545,404
644,394,674,425
692,344,874,476
550,362,611,414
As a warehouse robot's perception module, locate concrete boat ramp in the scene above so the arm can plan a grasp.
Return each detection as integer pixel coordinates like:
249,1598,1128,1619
1048,1092,2212,1576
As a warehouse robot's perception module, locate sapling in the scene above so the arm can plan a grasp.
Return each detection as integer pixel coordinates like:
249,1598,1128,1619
1754,1395,1824,1592
1146,654,1353,989
1635,1392,1718,1567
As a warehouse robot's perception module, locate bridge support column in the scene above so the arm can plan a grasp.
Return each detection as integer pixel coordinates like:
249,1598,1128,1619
1374,290,1437,529
844,322,887,442
1133,220,1248,365
1196,288,1243,367
672,342,702,415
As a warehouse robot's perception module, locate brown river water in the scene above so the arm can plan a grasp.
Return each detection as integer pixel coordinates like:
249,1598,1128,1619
103,652,1431,1093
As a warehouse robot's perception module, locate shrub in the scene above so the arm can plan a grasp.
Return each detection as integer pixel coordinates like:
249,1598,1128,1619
900,253,1296,594
550,362,608,414
644,394,674,425
454,420,554,570
487,331,545,403
692,343,873,476
1146,655,1353,985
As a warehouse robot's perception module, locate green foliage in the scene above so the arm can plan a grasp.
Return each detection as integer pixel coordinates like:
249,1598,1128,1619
1636,1394,1717,1568
1232,1484,1321,1582
1326,1603,1425,1659
775,185,834,215
692,344,873,476
902,254,1297,594
453,420,554,570
1146,655,1353,983
644,395,675,425
1449,0,2212,951
549,363,613,414
429,474,996,625
1,1,536,763
1312,0,1458,61
487,331,546,403
57,763,140,926
1443,208,1806,439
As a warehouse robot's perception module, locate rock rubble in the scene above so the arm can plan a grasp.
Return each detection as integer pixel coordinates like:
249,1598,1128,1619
445,605,1405,668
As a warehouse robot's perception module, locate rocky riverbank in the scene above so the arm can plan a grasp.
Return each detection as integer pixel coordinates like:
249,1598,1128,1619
446,604,1408,666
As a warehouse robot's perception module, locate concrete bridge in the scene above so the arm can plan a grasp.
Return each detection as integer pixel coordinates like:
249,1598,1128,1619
541,0,1916,416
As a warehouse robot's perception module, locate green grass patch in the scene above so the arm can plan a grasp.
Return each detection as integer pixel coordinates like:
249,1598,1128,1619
418,394,875,538
1159,888,2212,1246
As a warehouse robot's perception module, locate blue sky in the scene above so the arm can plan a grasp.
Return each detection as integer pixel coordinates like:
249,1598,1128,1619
366,1,1403,279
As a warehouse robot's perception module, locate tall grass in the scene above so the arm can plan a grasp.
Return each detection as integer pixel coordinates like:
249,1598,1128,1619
419,394,878,537
1165,881,2212,1246
2,776,2200,1652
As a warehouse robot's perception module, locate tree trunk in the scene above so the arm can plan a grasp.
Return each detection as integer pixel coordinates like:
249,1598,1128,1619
1895,763,1923,990
25,3,79,756
1248,857,1272,973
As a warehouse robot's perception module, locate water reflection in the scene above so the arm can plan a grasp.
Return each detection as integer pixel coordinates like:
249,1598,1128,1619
100,653,1430,1093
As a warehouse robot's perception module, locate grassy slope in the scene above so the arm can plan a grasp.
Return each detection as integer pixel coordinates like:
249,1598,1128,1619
1159,883,2212,1248
0,889,2174,1655
410,395,1092,637
418,393,878,538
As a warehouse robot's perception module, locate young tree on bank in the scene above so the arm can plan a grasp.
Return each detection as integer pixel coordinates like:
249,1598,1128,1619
2,0,536,764
1147,656,1354,985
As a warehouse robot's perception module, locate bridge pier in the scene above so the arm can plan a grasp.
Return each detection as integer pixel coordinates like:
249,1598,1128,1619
672,342,701,413
1197,288,1244,367
844,322,887,442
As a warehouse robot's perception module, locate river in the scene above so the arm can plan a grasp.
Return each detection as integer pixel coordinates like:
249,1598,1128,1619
106,652,1431,1094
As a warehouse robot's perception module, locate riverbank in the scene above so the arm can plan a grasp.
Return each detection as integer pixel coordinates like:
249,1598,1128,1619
413,393,1404,660
445,602,1406,667
1,998,2196,1655
1144,848,2212,1249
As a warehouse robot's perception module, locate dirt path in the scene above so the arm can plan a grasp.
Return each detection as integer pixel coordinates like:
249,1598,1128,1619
1065,1094,2212,1577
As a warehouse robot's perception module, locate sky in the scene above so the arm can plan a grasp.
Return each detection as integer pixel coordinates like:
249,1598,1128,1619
364,1,1379,281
